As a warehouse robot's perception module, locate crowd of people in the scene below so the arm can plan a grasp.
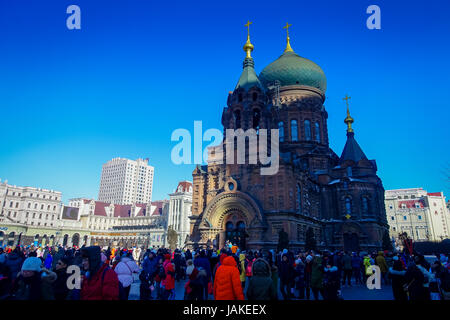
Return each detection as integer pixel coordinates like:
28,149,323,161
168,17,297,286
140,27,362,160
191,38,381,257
0,243,449,300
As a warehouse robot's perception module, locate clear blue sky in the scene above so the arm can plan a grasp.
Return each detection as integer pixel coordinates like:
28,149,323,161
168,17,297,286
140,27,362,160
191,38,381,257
0,0,449,203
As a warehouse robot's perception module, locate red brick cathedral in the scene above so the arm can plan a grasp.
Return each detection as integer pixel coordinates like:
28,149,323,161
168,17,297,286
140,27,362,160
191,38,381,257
188,24,388,251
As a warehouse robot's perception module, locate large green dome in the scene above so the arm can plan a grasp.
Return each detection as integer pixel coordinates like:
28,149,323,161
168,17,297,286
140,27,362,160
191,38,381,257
259,51,327,93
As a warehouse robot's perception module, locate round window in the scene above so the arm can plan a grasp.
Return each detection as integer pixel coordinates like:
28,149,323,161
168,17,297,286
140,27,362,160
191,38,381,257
228,182,234,191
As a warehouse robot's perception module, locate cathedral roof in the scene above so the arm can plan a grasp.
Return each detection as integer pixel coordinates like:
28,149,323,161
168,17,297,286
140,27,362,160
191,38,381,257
259,50,327,92
235,57,263,91
339,131,368,165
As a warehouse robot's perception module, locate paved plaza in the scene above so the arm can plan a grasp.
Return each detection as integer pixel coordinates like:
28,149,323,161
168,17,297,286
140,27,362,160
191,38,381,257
128,273,394,301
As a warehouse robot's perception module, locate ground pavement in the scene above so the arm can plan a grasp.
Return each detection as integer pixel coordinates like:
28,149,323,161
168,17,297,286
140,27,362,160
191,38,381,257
128,273,394,300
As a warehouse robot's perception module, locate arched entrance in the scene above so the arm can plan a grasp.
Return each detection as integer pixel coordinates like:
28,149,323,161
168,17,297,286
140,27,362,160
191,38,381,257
0,231,4,246
72,233,80,247
34,234,40,247
7,232,15,246
224,219,248,249
41,235,48,247
343,232,360,252
62,234,69,247
197,190,266,250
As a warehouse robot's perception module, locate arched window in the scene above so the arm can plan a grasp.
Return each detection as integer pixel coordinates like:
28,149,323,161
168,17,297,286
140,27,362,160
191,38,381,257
252,92,258,101
362,197,369,215
296,184,302,212
304,120,311,141
314,122,320,142
291,120,298,141
278,121,284,142
234,110,241,129
345,197,352,215
238,93,243,102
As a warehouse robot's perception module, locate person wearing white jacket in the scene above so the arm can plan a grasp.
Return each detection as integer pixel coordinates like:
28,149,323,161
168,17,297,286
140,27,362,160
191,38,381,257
115,252,140,299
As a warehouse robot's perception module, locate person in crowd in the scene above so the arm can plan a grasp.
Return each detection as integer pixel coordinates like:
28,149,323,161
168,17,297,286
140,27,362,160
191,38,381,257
162,261,176,300
114,251,139,300
80,246,119,300
247,258,277,300
52,257,70,300
194,250,212,299
341,251,352,287
213,255,244,300
13,256,56,300
304,254,313,300
351,252,362,285
311,253,324,300
415,255,433,300
279,253,294,300
186,259,195,277
5,247,24,288
323,262,340,300
388,256,407,301
294,256,305,299
154,256,165,300
363,254,373,283
239,253,246,288
44,250,53,270
404,261,427,300
185,267,207,300
375,251,389,285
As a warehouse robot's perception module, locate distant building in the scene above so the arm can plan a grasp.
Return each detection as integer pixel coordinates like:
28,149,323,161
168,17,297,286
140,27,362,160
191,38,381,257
166,181,193,248
385,188,450,243
0,179,62,246
62,198,169,247
98,158,154,205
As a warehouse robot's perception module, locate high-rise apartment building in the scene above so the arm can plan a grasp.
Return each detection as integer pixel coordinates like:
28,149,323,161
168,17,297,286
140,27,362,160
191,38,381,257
98,158,154,205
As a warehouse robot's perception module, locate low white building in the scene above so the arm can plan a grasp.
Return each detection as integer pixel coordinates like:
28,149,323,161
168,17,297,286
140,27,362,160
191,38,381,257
385,188,450,242
0,179,62,228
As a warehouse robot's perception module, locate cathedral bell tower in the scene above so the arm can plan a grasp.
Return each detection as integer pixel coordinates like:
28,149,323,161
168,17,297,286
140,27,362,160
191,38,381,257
222,21,269,135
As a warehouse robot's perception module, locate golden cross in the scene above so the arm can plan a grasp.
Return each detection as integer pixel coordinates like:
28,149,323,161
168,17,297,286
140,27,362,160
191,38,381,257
245,20,252,36
283,22,292,37
343,95,351,108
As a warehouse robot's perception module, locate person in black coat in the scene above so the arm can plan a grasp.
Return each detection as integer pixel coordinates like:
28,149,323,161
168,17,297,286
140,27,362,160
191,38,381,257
389,258,407,300
279,254,294,300
53,257,70,300
404,262,426,300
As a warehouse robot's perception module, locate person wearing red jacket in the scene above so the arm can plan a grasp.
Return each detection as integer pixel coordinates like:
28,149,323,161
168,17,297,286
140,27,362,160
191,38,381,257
162,262,175,300
80,246,119,300
213,255,244,300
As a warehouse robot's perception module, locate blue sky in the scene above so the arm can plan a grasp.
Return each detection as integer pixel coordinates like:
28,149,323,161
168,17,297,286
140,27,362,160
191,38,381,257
0,0,449,203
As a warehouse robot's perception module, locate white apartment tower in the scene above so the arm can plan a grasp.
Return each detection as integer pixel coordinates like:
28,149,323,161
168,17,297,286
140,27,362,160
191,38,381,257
98,158,154,205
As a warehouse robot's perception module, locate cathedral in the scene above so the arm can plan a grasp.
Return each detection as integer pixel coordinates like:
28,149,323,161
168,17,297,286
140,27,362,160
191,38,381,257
188,23,388,252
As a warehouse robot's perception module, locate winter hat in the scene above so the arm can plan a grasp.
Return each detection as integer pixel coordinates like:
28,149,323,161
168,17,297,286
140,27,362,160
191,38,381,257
306,255,313,263
282,249,288,255
393,256,399,261
21,257,42,272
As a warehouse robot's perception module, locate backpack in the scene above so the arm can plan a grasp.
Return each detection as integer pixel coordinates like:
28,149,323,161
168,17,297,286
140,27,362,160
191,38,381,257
101,266,127,300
